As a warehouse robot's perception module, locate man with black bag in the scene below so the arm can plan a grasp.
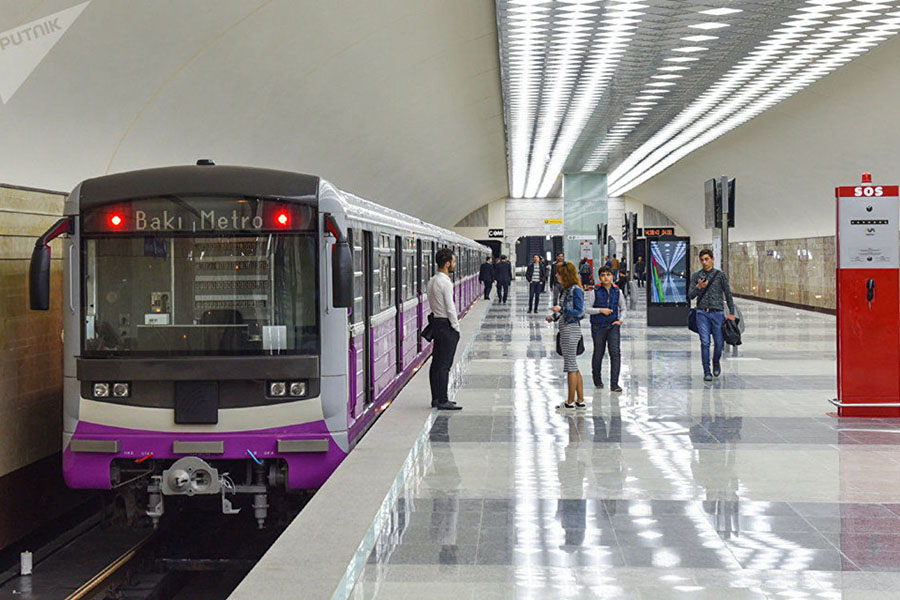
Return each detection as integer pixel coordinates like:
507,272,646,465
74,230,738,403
688,249,737,382
426,248,463,410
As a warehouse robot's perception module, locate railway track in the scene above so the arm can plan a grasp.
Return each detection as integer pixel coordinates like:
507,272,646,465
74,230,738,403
1,493,308,600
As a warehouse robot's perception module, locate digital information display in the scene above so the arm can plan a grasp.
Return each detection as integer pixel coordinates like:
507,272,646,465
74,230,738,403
82,196,317,234
648,239,689,304
643,227,675,237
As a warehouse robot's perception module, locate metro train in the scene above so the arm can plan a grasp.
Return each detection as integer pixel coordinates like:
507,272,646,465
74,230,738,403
29,162,489,526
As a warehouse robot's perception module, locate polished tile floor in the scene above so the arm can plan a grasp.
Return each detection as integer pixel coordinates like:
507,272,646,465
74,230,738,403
352,282,900,599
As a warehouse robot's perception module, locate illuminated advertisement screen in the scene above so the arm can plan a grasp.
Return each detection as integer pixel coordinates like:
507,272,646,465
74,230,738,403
648,239,689,304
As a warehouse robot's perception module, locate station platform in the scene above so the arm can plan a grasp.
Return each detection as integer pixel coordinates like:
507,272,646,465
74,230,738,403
233,281,900,599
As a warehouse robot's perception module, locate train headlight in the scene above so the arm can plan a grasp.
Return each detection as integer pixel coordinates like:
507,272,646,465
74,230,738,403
289,381,307,397
269,381,287,397
112,382,130,398
93,383,110,398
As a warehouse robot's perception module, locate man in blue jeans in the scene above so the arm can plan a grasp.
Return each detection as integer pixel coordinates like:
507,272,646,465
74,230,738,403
688,249,737,381
586,266,626,392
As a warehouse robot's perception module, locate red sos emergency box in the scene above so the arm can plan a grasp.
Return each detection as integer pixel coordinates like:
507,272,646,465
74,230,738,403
834,174,900,417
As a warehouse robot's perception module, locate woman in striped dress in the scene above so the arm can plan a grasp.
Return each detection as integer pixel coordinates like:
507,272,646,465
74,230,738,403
548,262,585,411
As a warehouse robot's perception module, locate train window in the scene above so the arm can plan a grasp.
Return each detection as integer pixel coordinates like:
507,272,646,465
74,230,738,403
421,241,431,288
350,228,364,324
82,234,318,357
395,236,405,304
378,234,395,311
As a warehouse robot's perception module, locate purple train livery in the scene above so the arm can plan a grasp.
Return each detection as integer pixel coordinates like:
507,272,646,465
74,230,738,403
29,163,488,527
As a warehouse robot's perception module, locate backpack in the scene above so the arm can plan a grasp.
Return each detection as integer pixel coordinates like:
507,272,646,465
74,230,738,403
579,262,591,275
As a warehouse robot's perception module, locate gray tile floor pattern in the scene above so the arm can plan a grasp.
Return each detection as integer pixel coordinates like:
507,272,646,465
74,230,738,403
351,282,900,599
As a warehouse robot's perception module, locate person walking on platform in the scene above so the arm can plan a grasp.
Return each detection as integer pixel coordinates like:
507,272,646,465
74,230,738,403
494,255,512,304
578,258,592,287
688,249,737,382
610,254,620,282
585,266,626,392
548,262,585,411
426,248,462,410
549,252,565,307
634,256,645,287
479,256,495,300
525,255,547,314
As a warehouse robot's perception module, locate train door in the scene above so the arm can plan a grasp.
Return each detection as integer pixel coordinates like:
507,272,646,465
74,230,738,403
349,228,368,418
363,230,374,406
395,235,403,374
416,239,423,352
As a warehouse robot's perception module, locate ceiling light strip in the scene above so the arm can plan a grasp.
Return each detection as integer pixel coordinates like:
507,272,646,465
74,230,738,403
606,4,899,197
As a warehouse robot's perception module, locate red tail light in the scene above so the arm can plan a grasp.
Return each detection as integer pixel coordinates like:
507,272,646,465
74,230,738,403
109,214,123,227
276,212,289,227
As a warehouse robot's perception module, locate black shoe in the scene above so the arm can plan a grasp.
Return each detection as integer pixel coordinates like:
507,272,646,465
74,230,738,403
610,385,623,393
594,381,604,389
713,363,721,377
431,399,456,407
435,401,462,411
703,373,713,382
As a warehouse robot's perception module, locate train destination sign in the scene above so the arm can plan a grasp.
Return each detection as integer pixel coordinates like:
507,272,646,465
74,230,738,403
82,197,316,234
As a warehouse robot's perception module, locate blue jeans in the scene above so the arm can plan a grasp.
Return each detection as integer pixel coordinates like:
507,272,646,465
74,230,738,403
696,310,725,374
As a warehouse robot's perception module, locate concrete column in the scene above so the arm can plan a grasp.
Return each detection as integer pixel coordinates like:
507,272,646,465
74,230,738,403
562,173,607,267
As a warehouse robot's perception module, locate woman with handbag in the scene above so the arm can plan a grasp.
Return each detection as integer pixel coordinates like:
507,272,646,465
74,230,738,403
547,262,586,412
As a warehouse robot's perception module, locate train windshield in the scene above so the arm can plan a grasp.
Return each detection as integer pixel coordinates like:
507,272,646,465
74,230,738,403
82,234,318,356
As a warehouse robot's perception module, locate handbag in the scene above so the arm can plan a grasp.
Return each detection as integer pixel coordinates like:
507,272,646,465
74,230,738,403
421,313,435,342
688,271,719,333
556,332,585,356
722,317,742,346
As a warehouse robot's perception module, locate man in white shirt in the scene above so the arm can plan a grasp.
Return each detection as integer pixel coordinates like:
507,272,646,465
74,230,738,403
426,248,462,410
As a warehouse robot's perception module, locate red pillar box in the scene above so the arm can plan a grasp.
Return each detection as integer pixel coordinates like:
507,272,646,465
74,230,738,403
834,174,900,417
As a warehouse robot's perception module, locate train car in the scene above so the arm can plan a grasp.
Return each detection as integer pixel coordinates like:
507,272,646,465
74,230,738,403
29,162,489,527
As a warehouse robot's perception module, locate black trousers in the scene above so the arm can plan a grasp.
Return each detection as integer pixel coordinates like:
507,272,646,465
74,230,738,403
591,323,621,386
528,281,543,312
496,282,509,303
482,280,493,299
430,320,460,405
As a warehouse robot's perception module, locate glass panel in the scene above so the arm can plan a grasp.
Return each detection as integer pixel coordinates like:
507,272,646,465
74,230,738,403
83,234,318,356
351,228,364,324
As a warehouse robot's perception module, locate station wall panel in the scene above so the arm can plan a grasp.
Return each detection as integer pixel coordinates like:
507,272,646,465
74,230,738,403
0,185,66,478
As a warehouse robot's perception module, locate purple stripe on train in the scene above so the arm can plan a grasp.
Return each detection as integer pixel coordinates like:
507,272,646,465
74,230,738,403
66,419,346,490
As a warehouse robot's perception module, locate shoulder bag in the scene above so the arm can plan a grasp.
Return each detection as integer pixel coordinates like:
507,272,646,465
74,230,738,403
687,270,719,334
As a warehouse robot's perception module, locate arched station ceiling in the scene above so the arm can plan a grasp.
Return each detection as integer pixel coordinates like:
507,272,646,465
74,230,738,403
627,31,900,242
0,0,508,227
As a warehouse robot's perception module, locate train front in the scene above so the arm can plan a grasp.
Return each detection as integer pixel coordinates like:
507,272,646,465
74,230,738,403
33,165,350,527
